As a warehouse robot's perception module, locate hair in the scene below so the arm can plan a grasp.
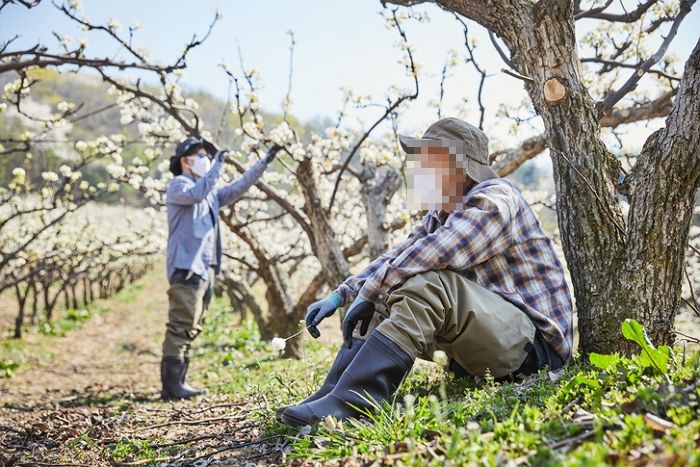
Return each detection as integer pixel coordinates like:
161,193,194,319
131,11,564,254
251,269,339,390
184,143,203,158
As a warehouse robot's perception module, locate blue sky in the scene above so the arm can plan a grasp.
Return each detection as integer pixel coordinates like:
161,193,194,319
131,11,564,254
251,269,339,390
3,0,699,149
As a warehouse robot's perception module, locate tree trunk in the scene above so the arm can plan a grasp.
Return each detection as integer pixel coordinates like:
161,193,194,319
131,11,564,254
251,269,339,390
507,2,627,354
82,276,89,307
30,282,39,325
297,157,351,286
359,166,403,260
14,282,30,338
63,287,70,310
618,38,700,345
70,282,79,309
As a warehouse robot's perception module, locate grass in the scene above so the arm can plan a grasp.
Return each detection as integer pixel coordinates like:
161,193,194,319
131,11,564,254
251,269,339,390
179,299,700,465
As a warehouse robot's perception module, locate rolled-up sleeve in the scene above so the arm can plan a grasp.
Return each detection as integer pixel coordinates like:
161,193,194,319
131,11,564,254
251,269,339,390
358,187,515,304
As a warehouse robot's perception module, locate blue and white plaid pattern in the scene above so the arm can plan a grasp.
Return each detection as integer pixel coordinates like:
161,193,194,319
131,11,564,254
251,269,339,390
335,178,574,361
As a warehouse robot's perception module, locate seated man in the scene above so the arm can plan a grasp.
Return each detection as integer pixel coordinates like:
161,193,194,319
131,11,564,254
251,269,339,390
279,117,574,426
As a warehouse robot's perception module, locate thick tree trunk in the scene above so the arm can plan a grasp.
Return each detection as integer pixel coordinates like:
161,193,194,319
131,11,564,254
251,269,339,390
297,158,351,286
508,2,627,354
619,38,700,345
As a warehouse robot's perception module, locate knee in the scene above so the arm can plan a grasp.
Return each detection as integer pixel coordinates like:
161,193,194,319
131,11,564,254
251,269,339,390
388,270,444,303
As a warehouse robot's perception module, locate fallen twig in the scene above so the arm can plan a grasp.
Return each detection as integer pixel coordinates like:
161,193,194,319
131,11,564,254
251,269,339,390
149,432,225,449
549,429,596,451
133,414,248,432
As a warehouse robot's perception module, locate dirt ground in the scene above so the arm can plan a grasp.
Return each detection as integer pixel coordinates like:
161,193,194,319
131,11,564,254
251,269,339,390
0,269,297,466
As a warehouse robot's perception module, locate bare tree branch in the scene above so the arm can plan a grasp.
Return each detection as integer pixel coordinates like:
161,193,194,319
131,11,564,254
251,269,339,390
575,0,658,22
597,0,695,118
491,91,675,176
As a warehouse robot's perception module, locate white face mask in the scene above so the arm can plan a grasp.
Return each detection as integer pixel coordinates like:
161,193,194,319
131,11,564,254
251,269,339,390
188,155,211,178
410,167,445,209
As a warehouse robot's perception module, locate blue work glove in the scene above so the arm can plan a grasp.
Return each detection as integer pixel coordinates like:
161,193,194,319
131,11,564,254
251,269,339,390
342,296,375,349
305,292,343,339
264,144,283,163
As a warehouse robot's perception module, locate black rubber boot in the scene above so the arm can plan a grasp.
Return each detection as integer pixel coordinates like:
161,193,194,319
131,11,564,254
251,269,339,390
281,332,414,426
161,356,206,400
275,337,365,421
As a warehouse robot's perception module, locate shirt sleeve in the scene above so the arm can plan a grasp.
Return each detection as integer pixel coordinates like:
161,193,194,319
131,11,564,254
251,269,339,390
216,159,268,207
358,185,516,304
166,161,222,205
333,219,428,306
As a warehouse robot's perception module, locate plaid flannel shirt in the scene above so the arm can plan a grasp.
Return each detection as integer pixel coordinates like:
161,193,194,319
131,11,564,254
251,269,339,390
334,178,574,361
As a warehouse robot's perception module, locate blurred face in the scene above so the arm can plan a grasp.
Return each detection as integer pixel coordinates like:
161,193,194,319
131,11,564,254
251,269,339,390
408,145,474,211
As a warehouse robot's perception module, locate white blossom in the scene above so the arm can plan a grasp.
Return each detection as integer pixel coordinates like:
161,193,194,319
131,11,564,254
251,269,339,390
271,337,286,351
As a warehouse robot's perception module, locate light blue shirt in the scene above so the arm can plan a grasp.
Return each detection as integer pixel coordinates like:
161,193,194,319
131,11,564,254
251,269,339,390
165,158,268,281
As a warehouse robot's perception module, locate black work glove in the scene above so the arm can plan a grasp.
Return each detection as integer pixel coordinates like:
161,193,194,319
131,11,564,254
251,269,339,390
342,297,375,348
304,292,343,339
263,144,283,164
214,148,229,164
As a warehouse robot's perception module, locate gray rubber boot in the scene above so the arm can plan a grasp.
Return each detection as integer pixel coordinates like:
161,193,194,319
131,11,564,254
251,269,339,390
161,356,206,400
275,337,365,421
281,332,414,426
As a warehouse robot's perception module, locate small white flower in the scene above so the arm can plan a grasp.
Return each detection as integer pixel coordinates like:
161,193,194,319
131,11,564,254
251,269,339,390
12,167,25,178
57,101,74,112
466,421,480,431
108,18,121,31
75,140,88,152
59,165,73,177
432,350,448,368
271,337,286,352
41,171,59,182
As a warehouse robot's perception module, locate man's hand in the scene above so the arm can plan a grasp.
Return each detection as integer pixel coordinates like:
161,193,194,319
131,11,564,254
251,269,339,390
304,292,342,338
342,297,375,348
215,148,229,164
264,144,283,164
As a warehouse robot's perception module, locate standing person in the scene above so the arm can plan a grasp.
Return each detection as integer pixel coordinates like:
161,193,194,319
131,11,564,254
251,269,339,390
279,117,573,426
161,137,282,399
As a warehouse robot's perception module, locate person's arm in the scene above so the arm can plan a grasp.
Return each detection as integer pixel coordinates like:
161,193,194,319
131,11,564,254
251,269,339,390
358,184,516,303
216,145,282,207
333,219,429,306
166,161,222,205
216,159,268,207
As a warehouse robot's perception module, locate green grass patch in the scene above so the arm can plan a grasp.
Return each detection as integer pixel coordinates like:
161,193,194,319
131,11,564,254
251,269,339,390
0,358,20,378
107,438,158,464
37,305,110,337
